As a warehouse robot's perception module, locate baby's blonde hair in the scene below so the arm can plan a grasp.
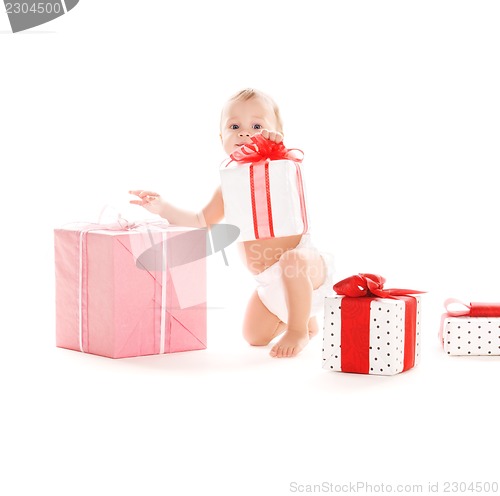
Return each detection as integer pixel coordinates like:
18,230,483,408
222,88,284,134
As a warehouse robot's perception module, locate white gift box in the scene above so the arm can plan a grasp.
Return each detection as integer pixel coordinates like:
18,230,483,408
323,295,422,375
220,159,309,242
440,299,500,356
442,317,500,356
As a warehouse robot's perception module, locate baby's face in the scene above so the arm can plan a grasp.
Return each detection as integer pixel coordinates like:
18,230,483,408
220,97,278,155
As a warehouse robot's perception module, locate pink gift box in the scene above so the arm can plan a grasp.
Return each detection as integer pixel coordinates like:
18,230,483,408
54,222,207,358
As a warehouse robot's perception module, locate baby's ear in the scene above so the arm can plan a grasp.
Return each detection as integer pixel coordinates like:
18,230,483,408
219,133,223,142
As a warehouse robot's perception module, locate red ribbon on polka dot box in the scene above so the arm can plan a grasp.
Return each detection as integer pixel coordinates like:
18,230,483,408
322,274,424,376
440,299,500,356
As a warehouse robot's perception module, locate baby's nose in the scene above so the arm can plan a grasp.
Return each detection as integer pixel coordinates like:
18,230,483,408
238,130,251,137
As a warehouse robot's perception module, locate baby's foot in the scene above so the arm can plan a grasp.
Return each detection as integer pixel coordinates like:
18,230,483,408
270,330,309,358
308,317,319,339
308,327,318,338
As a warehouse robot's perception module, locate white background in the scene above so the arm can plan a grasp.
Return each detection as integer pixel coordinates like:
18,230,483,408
1,1,500,495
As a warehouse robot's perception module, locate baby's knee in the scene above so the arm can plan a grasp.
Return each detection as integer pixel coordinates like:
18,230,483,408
243,328,272,347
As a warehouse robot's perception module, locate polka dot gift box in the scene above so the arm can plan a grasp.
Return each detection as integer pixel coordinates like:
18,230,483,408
440,299,500,356
323,274,424,376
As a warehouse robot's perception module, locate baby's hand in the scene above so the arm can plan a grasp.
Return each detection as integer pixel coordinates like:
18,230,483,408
259,129,284,144
128,190,163,215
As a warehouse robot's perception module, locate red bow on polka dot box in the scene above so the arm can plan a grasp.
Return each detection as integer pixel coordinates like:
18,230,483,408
323,274,424,376
440,299,500,356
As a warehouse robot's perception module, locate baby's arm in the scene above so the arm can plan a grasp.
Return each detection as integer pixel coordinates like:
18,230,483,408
200,186,224,225
129,187,224,228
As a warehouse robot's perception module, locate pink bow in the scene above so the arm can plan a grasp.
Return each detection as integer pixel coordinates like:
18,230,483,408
443,298,500,317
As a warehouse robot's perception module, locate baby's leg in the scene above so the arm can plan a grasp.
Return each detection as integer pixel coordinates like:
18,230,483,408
242,291,286,346
270,248,326,358
243,291,320,347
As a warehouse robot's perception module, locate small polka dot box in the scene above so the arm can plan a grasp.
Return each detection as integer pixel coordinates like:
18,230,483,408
440,299,500,356
322,274,424,376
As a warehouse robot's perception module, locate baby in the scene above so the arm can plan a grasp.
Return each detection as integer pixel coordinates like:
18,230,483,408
129,88,333,358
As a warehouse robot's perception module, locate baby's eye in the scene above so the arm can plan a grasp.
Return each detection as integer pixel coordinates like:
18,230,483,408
230,124,239,130
252,124,263,130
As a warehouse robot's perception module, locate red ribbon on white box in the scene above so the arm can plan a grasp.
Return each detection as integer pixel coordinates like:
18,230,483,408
443,298,500,317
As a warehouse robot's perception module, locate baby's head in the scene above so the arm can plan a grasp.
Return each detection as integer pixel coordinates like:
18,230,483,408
220,88,283,155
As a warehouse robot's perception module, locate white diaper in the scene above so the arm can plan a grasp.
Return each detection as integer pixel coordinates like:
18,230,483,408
255,234,335,323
